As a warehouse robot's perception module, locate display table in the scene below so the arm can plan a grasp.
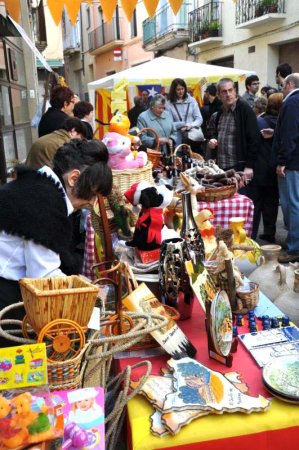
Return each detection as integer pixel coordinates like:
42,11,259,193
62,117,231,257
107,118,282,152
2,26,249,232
115,293,299,450
198,193,254,236
82,193,254,279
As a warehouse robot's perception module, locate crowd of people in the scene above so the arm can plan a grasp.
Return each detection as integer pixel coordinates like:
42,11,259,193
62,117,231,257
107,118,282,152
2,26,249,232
0,62,299,341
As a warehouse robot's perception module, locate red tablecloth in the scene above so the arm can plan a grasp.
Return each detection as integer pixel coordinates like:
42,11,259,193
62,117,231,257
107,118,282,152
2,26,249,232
114,299,299,450
82,193,254,279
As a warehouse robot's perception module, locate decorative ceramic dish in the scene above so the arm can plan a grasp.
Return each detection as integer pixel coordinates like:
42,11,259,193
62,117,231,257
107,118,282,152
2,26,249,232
262,354,299,400
210,290,233,356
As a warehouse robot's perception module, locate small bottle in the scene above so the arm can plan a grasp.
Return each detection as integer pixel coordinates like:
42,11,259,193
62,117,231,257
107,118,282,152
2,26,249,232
282,315,290,327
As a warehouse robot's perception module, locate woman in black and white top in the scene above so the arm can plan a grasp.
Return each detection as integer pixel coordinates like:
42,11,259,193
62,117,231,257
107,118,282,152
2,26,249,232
166,78,203,153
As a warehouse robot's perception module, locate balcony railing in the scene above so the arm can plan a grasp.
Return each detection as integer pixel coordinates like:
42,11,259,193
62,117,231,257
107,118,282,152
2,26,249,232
88,18,122,52
143,3,189,46
189,1,223,44
236,0,285,26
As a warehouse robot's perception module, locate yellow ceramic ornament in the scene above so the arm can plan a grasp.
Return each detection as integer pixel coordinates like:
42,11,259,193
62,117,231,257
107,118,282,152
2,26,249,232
229,217,261,277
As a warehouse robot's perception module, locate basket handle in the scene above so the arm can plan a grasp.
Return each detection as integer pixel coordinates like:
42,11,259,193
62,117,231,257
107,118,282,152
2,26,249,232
137,128,160,151
121,261,139,293
174,143,192,158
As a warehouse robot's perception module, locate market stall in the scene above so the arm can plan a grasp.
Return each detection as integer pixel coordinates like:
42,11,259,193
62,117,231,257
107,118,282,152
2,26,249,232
87,57,254,138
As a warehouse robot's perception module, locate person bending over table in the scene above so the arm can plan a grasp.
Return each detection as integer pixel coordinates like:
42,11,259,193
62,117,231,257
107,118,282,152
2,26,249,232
0,139,112,346
137,94,177,157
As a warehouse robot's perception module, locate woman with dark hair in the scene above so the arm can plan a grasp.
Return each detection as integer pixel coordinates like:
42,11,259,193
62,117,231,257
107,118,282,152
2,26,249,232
246,93,283,242
74,101,94,139
0,139,112,339
38,85,75,137
166,78,203,152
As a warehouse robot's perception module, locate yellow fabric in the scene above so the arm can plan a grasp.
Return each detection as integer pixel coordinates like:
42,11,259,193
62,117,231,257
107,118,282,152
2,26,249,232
143,0,160,19
128,396,299,449
101,0,118,23
168,0,184,15
65,0,82,25
47,0,65,25
120,0,138,21
3,0,20,22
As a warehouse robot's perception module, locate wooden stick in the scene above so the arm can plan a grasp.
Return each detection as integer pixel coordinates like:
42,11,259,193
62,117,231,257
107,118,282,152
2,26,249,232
224,258,237,311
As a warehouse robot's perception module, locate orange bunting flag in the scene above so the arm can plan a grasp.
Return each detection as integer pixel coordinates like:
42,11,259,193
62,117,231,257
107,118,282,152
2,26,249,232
65,0,82,25
47,0,65,26
120,0,138,21
143,0,160,19
168,0,184,16
100,0,118,23
3,0,20,22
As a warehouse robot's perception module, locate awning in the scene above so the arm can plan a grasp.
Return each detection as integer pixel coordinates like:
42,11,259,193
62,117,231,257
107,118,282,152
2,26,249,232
7,16,52,72
0,14,21,37
36,58,64,69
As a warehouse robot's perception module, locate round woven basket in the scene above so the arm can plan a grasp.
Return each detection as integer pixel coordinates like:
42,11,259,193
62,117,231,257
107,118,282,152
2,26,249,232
112,162,153,195
137,127,161,169
196,184,237,202
236,281,259,310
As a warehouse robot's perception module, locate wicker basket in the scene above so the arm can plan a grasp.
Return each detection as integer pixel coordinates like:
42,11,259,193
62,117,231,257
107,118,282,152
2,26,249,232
196,184,237,202
236,282,259,310
19,276,98,333
112,162,153,195
138,127,162,169
174,143,204,162
48,344,89,391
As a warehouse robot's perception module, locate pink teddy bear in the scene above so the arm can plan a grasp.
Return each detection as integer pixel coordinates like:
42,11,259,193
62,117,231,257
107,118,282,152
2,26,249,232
103,132,147,170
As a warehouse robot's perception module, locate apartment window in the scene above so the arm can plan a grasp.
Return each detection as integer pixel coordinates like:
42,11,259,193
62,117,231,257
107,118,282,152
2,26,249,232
131,10,137,38
86,7,91,29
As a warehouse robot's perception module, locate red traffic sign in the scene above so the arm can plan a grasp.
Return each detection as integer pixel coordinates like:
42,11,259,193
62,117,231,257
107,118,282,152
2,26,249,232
113,48,122,61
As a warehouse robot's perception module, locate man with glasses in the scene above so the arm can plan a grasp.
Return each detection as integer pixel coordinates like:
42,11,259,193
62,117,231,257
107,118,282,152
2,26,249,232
242,75,260,108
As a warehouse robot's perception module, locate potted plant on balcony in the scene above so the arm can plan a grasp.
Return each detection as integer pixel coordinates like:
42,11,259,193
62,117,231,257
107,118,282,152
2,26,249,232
208,20,219,37
255,2,264,17
200,20,210,40
264,0,278,13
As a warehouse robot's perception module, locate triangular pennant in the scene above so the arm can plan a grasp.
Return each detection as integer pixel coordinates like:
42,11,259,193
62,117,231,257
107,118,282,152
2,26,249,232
168,0,184,16
47,0,65,26
3,0,20,22
100,0,118,23
65,0,82,25
120,0,138,21
143,0,159,19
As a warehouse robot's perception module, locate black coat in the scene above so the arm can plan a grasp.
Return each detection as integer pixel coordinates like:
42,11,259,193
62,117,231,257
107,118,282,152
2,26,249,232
128,105,145,128
214,99,260,171
38,107,68,137
251,114,278,186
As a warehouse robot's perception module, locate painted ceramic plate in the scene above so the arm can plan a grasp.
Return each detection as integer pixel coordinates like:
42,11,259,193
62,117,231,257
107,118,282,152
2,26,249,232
262,379,299,404
210,290,233,357
262,355,299,399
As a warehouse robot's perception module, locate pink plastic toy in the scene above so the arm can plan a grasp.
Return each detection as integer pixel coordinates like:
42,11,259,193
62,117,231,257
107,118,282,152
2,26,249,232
62,422,89,449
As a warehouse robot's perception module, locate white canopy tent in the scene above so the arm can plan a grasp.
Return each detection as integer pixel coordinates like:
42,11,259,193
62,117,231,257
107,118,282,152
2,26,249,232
88,56,254,105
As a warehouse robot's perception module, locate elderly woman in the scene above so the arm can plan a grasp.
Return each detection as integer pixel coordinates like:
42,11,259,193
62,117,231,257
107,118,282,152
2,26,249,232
166,78,203,153
137,94,177,156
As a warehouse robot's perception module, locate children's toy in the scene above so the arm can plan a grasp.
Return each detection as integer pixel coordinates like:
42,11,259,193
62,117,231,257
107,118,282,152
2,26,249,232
103,132,147,170
0,389,56,449
124,181,174,251
108,112,139,143
62,422,88,449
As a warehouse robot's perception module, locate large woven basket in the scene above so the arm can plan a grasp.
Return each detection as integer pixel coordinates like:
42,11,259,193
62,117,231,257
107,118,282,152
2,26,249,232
112,162,153,195
196,184,237,202
19,276,98,333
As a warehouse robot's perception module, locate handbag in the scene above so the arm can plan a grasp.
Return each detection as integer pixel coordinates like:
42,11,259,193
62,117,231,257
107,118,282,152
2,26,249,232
187,126,205,142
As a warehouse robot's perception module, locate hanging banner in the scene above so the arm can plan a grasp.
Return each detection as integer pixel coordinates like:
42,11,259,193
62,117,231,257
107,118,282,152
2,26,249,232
100,0,118,23
95,88,112,139
2,0,20,22
143,0,160,19
120,0,138,21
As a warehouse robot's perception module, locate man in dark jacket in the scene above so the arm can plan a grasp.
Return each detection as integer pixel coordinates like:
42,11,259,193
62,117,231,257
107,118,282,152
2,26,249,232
128,96,145,128
208,78,260,182
38,86,75,137
272,73,299,263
